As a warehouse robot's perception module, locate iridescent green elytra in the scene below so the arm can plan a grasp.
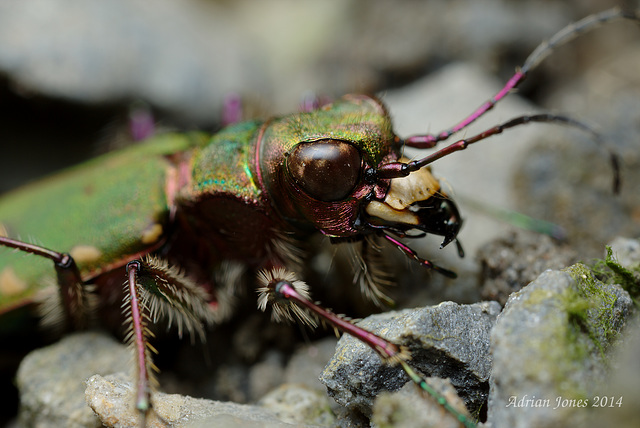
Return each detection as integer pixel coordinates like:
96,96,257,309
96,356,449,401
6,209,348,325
0,95,406,327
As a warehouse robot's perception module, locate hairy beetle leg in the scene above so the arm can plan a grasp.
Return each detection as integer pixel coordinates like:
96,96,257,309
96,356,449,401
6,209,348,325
258,267,408,362
0,236,89,328
276,279,409,362
124,261,157,421
258,267,475,427
123,256,220,418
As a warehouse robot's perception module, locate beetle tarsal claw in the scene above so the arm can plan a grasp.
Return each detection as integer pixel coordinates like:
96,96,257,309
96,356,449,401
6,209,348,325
382,344,412,366
256,267,317,327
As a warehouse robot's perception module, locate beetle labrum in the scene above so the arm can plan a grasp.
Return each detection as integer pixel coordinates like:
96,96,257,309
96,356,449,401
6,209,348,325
0,7,637,427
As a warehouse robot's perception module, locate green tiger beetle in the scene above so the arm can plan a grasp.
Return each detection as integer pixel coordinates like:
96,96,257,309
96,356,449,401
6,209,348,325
0,7,638,427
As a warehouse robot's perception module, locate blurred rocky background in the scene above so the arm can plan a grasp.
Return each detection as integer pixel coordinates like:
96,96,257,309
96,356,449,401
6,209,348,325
1,0,638,190
1,0,639,426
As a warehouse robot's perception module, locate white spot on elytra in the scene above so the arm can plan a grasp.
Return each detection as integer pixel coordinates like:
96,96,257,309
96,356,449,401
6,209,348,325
0,267,28,296
69,245,102,264
141,223,163,245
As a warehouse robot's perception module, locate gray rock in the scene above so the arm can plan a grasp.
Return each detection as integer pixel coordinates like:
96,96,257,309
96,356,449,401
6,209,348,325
372,380,470,428
513,42,640,260
320,301,501,419
17,333,308,427
608,237,640,272
247,350,286,402
258,383,335,426
283,336,340,392
585,315,640,428
15,332,128,427
14,330,329,428
86,373,310,428
487,267,634,428
581,238,640,428
478,231,579,305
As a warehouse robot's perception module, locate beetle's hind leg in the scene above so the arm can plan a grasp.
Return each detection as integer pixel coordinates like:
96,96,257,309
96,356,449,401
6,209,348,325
0,236,92,330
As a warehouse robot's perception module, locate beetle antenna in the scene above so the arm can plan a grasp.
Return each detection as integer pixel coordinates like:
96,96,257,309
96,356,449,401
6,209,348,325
421,114,620,193
521,8,640,75
381,113,620,194
403,7,639,149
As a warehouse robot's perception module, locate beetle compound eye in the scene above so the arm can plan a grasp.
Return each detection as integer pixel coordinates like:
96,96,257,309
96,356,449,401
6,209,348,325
287,140,362,201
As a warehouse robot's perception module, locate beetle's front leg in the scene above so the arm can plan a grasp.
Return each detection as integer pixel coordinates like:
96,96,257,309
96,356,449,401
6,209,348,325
123,256,220,421
256,267,475,428
123,261,155,418
257,267,409,364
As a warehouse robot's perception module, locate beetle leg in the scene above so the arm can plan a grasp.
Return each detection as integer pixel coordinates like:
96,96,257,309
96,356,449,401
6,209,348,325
381,233,458,278
258,268,407,362
222,93,243,126
298,92,332,113
123,256,222,417
0,236,89,329
256,266,475,427
256,267,318,327
128,101,155,141
123,260,155,417
404,8,639,149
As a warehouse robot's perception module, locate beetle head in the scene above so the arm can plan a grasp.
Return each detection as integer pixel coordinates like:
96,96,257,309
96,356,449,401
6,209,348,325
257,94,462,255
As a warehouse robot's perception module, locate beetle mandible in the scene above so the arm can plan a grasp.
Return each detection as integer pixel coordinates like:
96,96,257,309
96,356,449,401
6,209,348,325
0,7,637,426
